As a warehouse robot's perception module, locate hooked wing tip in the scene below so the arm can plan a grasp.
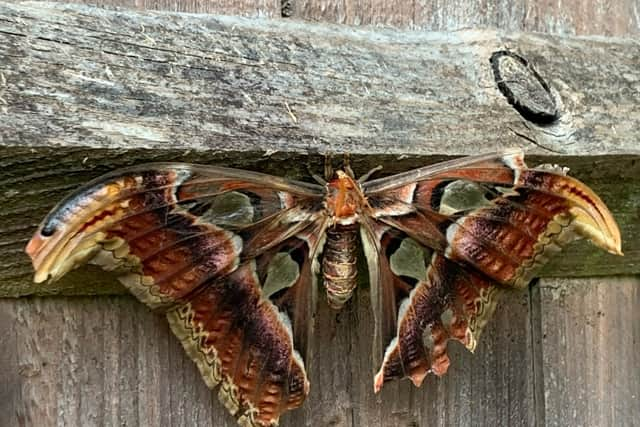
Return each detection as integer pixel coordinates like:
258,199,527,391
608,224,623,256
575,208,623,257
609,242,624,257
600,214,623,256
373,371,384,394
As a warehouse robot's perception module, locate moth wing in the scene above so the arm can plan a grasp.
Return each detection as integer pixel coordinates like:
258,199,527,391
25,163,327,426
167,220,327,426
362,150,621,391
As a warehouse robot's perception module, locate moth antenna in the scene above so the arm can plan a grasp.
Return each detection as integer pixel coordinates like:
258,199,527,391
358,165,383,183
311,173,327,185
345,165,356,179
341,153,356,178
324,153,334,180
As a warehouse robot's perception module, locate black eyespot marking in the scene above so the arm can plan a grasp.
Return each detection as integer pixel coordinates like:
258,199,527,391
40,222,57,237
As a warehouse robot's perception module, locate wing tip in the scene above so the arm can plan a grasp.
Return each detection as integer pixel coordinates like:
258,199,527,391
25,234,50,283
373,371,384,394
408,371,427,387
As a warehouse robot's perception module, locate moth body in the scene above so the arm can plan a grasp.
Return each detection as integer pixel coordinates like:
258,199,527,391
322,223,359,309
322,170,372,308
325,170,368,223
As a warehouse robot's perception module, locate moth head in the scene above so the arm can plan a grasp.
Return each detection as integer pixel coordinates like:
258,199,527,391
326,170,366,222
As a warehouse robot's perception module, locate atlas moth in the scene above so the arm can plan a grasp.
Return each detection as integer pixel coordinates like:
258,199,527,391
26,149,621,426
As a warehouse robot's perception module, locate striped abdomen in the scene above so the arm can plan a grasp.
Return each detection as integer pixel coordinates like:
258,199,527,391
322,224,359,309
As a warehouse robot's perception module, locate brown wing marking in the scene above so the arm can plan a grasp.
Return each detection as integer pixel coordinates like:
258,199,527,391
374,253,501,391
443,174,621,288
166,221,326,426
515,168,621,255
25,168,241,308
366,152,621,289
167,261,309,427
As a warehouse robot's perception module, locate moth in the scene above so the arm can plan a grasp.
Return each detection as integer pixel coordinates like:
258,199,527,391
26,149,621,427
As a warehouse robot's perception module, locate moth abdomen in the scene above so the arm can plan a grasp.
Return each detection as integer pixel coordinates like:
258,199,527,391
322,223,359,309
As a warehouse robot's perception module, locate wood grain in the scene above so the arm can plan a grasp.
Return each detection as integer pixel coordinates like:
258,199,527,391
40,0,640,36
0,287,536,426
1,3,639,156
532,277,640,426
1,1,638,296
50,0,281,16
292,0,640,36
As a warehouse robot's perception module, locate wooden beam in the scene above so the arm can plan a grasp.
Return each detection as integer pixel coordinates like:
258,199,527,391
1,2,639,155
1,2,639,296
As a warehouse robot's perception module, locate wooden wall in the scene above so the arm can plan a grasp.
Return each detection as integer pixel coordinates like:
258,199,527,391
0,1,638,426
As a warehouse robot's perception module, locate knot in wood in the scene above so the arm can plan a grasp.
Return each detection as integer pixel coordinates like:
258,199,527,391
490,50,559,125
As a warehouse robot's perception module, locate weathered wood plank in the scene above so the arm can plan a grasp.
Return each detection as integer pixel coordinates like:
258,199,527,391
2,3,639,155
532,277,640,426
48,0,281,15
0,287,536,426
1,2,638,296
40,0,640,36
0,296,229,426
291,0,640,36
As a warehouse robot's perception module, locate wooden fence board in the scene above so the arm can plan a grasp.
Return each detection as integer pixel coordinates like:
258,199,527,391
0,287,537,426
532,277,640,427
